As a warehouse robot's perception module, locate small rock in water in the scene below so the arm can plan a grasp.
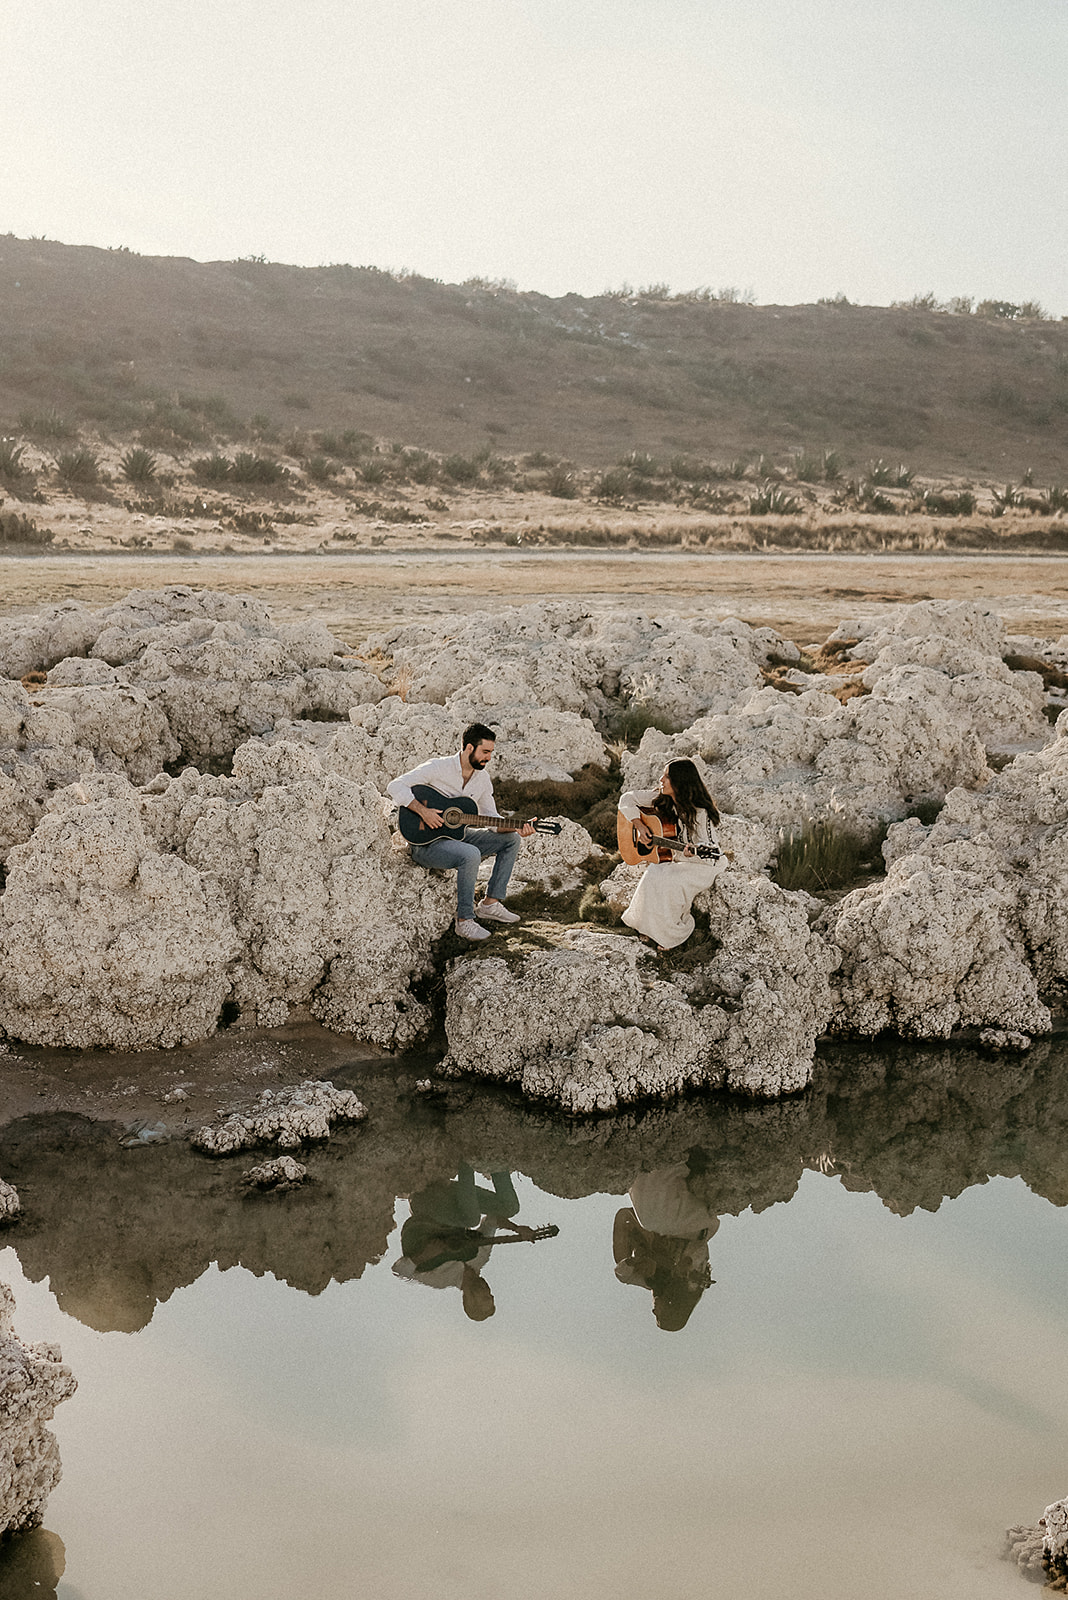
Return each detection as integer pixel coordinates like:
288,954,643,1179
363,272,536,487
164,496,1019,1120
979,1028,1032,1053
243,1156,307,1188
119,1121,171,1147
0,1179,21,1221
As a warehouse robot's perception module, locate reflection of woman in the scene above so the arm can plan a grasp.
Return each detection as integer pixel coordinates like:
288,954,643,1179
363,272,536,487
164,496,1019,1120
393,1165,556,1321
618,760,725,951
613,1161,718,1332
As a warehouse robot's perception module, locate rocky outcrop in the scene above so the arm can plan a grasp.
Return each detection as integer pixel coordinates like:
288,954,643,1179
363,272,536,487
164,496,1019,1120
822,711,1068,1037
365,601,797,728
0,1282,76,1538
0,778,238,1049
143,741,456,1042
265,695,609,786
622,679,990,838
442,874,837,1110
193,1081,366,1154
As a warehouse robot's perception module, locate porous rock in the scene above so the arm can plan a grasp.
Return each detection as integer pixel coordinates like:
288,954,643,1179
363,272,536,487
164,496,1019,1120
266,695,608,786
442,929,728,1112
623,675,989,836
193,1081,366,1154
365,601,797,728
242,1156,308,1188
879,716,1068,999
506,818,605,893
0,1281,76,1537
0,777,239,1049
821,857,1051,1039
143,740,455,1042
0,1181,19,1221
441,888,834,1110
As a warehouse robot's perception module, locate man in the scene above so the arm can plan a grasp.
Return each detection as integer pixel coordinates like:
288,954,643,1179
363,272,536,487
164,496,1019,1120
386,721,536,940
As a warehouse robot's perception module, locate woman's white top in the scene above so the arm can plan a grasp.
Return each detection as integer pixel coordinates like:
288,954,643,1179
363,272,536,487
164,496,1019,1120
617,788,719,852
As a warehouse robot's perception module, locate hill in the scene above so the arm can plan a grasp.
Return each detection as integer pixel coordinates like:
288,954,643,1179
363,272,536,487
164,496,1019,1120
1,235,1067,480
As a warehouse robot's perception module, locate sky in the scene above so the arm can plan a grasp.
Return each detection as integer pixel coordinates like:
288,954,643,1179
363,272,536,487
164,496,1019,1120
2,0,1066,313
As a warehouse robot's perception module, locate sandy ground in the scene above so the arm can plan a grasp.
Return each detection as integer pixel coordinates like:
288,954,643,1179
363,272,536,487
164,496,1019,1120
4,547,1068,644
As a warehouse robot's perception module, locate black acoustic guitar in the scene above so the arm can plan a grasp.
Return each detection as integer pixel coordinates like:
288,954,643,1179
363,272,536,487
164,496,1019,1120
396,785,564,845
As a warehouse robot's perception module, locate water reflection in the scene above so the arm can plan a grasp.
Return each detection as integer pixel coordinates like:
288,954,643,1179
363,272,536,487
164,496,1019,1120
0,1528,67,1598
393,1165,560,1319
0,1034,1066,1333
613,1161,718,1331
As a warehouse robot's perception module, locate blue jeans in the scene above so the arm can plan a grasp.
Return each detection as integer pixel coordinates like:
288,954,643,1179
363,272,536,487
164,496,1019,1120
411,829,522,921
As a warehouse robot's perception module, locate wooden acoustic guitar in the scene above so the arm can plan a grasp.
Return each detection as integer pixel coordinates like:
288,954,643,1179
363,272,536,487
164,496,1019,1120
616,804,721,867
397,785,564,845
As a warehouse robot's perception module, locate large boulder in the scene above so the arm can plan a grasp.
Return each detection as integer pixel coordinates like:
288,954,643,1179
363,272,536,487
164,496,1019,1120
143,740,456,1044
0,1282,76,1537
822,857,1051,1039
1,680,99,863
365,601,798,728
0,778,239,1049
442,880,836,1112
623,679,989,836
265,696,608,787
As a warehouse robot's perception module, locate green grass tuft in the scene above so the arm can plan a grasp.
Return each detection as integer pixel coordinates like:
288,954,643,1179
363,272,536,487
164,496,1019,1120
55,447,100,484
0,439,27,478
772,819,884,892
120,446,157,483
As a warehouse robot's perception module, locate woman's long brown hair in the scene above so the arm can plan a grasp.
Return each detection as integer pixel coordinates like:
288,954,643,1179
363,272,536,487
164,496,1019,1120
654,758,720,833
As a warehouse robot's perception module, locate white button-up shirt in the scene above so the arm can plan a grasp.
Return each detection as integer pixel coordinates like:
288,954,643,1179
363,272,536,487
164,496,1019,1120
386,751,501,819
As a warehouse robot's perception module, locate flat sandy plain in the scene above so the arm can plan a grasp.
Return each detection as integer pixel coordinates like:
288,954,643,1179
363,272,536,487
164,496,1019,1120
4,546,1068,645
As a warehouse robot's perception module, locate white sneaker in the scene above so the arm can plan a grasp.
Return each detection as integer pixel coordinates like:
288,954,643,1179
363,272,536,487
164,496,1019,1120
479,900,520,924
456,918,492,941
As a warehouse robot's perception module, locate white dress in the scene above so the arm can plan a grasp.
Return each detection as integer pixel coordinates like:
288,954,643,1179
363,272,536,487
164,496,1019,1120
618,788,725,950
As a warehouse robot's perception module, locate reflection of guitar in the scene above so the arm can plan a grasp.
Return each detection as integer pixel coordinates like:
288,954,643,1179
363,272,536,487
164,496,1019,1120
397,785,564,845
617,805,721,867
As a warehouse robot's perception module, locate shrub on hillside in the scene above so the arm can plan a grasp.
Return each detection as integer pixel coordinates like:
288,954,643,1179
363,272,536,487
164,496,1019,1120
55,448,100,484
0,439,26,479
120,447,158,483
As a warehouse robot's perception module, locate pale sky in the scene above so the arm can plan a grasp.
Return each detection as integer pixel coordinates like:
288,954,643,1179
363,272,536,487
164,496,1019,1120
3,0,1065,312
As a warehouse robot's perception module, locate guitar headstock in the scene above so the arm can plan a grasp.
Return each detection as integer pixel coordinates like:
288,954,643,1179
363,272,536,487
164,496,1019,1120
535,821,563,837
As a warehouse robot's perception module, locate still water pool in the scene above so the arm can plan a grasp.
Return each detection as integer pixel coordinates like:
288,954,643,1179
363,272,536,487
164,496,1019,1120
0,1037,1065,1600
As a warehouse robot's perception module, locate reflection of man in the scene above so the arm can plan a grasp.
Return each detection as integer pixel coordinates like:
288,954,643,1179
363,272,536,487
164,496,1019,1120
613,1162,718,1332
393,1165,557,1321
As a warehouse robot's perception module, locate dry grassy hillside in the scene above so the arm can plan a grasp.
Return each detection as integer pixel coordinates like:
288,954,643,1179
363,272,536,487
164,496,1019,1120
1,235,1067,479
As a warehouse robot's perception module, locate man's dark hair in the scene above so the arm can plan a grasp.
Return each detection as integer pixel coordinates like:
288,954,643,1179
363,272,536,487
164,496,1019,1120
462,722,497,751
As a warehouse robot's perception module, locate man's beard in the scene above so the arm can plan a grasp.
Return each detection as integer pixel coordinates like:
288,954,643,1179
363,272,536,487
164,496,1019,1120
470,755,490,770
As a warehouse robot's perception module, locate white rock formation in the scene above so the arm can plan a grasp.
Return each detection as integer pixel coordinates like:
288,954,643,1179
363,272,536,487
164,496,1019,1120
507,818,605,893
1,587,386,769
193,1081,366,1154
822,857,1051,1039
868,712,1068,1007
623,678,989,836
442,880,837,1110
365,601,797,729
0,778,239,1049
828,598,1049,750
265,696,609,786
442,929,728,1112
243,1156,309,1187
0,1282,76,1537
143,740,456,1043
0,1181,19,1221
1,679,100,862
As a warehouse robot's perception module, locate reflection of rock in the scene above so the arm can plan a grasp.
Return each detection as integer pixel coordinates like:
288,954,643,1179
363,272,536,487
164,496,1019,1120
0,1283,75,1537
0,1527,66,1598
3,1037,1068,1333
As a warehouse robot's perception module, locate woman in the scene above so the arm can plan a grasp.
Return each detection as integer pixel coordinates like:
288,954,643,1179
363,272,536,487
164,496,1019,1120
617,758,725,951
